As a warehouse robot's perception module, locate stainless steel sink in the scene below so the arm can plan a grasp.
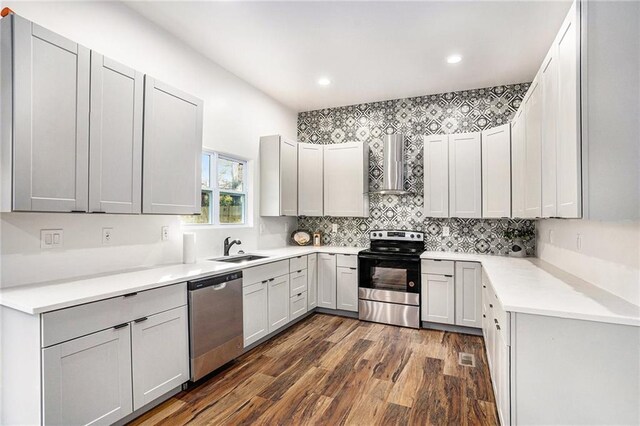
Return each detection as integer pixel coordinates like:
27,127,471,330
209,255,269,263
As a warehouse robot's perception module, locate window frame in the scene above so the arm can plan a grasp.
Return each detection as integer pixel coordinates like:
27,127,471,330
185,150,249,226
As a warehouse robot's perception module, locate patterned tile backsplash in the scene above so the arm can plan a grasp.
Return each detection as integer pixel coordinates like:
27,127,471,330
297,83,536,255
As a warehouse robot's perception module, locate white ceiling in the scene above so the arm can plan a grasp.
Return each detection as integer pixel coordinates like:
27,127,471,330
125,1,572,112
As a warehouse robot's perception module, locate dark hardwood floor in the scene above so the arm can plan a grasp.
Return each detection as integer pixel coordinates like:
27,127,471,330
129,314,498,425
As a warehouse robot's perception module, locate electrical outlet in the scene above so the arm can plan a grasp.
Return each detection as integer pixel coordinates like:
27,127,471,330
161,226,169,241
102,228,113,245
442,226,450,237
548,229,554,244
332,223,338,233
41,229,63,249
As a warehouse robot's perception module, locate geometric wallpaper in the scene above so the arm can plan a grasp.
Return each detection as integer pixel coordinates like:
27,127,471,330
297,83,536,255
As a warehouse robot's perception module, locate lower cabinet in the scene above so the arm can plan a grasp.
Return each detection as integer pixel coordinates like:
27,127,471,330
267,275,290,332
317,253,337,309
131,306,189,410
307,254,318,309
336,266,358,312
242,282,269,347
422,273,455,325
455,262,482,328
290,292,308,321
42,326,133,426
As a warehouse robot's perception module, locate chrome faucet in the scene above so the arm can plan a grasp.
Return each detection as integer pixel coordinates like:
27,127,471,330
223,237,242,256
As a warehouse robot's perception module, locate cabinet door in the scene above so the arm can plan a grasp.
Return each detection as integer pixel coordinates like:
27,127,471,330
324,142,369,217
421,273,455,325
511,109,526,218
423,134,449,217
307,254,318,310
336,266,358,312
495,326,511,426
317,253,337,309
42,326,132,426
12,16,90,212
131,306,189,410
454,262,482,328
523,79,542,218
556,1,581,218
268,275,290,332
298,143,323,216
243,281,268,347
279,138,298,216
89,52,143,214
541,47,558,218
449,132,482,218
482,125,511,218
142,77,203,214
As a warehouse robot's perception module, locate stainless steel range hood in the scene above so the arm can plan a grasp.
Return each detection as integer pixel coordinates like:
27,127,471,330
371,134,408,195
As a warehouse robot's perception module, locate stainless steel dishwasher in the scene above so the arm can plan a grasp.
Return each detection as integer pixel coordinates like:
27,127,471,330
188,271,243,382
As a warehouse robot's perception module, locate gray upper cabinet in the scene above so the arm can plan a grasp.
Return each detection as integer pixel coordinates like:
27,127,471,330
89,52,143,214
260,135,298,216
142,77,203,214
11,15,90,212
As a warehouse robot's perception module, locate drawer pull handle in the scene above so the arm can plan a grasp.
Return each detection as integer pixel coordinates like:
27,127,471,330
444,274,453,278
483,314,486,318
297,270,302,273
134,317,148,323
269,278,275,282
350,267,357,271
297,293,302,297
328,253,335,256
496,324,501,331
262,280,268,284
113,323,129,330
433,259,442,262
483,285,487,288
123,292,138,298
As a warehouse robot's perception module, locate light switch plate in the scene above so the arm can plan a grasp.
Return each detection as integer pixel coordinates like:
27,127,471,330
41,229,63,249
161,226,169,241
102,228,113,245
442,226,450,237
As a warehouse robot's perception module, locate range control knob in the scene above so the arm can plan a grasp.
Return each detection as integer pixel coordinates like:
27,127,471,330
410,234,415,238
372,233,377,237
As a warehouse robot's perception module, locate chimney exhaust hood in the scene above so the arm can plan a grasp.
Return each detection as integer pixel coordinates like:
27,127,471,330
371,134,409,195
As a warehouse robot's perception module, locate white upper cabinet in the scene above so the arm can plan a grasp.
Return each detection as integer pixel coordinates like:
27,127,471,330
449,132,482,218
89,53,143,214
324,142,369,217
511,108,526,218
541,47,559,218
555,1,581,218
423,134,449,218
260,135,298,216
11,16,90,212
142,78,203,214
482,124,511,218
523,79,542,218
298,142,323,216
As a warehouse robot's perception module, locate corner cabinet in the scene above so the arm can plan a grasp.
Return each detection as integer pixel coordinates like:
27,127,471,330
260,135,298,216
323,142,369,217
317,253,337,309
8,15,90,212
481,124,511,218
298,143,323,216
448,132,482,218
142,78,203,214
423,134,449,218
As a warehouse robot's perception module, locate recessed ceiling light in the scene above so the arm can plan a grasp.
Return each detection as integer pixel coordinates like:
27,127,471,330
447,55,462,64
317,77,331,86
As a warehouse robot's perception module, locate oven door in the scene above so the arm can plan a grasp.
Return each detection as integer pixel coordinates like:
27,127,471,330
358,252,421,306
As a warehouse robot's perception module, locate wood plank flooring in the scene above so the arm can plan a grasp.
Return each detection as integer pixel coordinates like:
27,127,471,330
129,314,498,426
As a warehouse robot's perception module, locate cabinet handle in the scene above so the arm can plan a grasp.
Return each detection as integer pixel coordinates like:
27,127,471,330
433,259,442,262
297,293,302,297
349,267,357,271
444,274,453,278
489,304,493,308
113,323,129,330
328,253,335,256
483,285,487,288
344,254,351,256
494,318,498,324
262,280,268,284
483,314,486,318
496,324,501,331
70,210,86,213
269,278,275,282
297,270,302,273
134,317,148,323
91,210,106,214
123,292,138,298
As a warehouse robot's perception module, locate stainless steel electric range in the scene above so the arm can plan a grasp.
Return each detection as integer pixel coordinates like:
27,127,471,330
357,230,424,328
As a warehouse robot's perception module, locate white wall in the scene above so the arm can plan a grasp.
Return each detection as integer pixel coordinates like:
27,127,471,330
537,219,640,306
0,1,297,288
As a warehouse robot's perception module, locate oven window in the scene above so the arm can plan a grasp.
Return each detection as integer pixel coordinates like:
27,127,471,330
371,267,407,291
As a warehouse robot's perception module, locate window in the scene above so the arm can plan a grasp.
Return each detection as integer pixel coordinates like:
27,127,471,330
182,151,248,225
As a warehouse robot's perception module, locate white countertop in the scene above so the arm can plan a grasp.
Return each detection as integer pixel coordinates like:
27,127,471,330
0,246,363,315
421,251,640,327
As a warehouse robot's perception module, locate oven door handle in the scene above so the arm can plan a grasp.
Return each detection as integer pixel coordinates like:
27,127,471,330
357,253,421,262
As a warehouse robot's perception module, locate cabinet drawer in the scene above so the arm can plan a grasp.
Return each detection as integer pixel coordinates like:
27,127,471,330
289,255,308,272
42,283,187,348
290,292,307,321
243,260,289,286
290,270,308,296
336,254,357,268
421,259,454,275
